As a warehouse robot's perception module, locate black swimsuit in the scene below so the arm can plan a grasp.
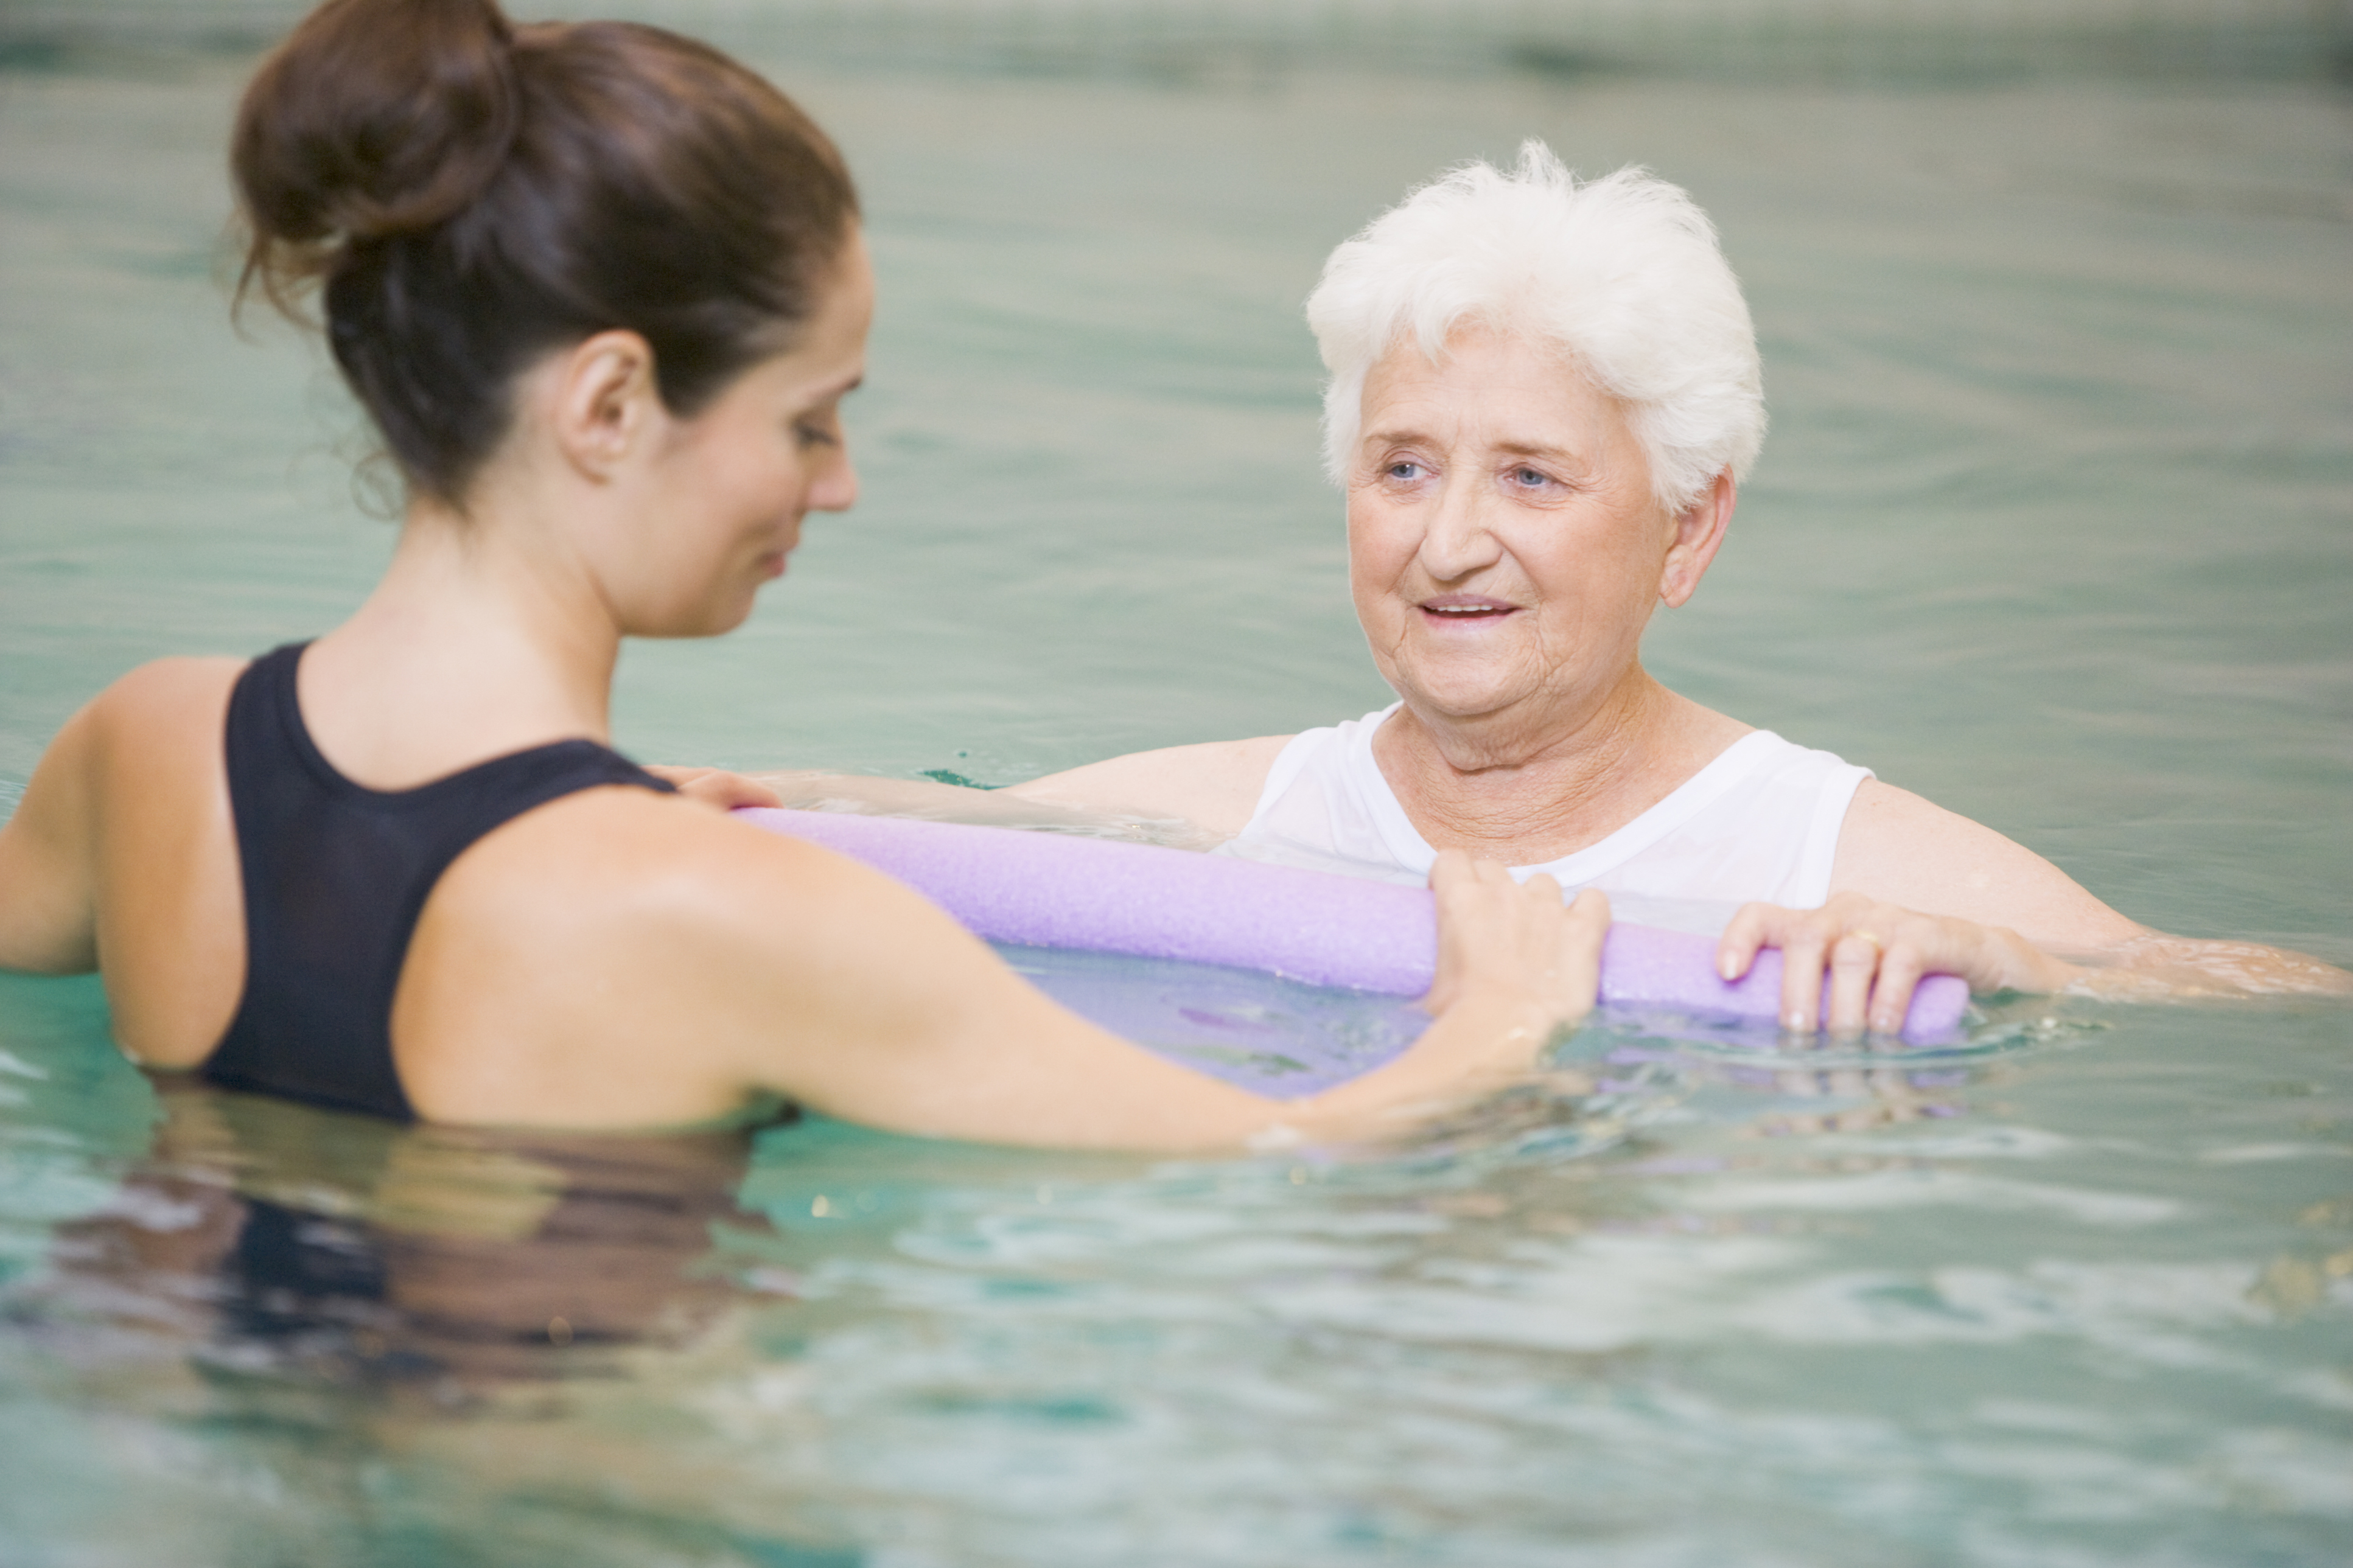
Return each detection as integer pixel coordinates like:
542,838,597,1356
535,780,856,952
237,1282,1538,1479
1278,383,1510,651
201,643,676,1120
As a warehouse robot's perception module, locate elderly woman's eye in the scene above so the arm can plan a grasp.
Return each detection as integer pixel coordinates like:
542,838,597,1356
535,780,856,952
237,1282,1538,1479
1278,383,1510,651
1510,465,1550,488
1384,460,1423,481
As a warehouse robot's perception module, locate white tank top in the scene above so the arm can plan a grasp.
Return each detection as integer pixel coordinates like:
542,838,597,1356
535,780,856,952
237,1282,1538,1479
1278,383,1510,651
1218,705,1872,936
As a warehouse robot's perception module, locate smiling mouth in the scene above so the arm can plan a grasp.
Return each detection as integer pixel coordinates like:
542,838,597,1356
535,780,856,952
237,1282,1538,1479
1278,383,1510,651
1419,599,1517,622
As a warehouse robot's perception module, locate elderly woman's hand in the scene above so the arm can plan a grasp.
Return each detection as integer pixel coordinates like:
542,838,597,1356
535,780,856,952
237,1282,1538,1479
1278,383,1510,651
1717,891,2077,1036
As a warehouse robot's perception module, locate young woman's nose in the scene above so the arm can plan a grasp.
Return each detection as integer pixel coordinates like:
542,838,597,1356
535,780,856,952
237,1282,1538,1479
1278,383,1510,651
808,446,858,514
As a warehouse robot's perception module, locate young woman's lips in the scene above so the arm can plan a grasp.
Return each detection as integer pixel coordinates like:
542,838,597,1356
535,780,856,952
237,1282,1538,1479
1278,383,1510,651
1418,596,1517,625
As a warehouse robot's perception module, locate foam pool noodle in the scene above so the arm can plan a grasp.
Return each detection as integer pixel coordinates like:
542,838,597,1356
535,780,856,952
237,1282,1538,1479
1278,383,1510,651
733,807,1971,1044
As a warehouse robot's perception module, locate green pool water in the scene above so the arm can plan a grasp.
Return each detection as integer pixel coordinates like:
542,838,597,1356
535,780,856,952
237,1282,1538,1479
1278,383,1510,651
2,11,2351,1566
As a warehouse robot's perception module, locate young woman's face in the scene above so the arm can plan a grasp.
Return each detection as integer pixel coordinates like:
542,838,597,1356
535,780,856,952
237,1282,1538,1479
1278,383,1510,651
619,231,875,638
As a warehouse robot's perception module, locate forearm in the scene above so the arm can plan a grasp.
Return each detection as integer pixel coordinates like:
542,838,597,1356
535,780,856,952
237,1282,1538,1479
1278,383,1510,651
746,770,1223,848
739,853,1601,1154
2057,933,2352,1002
1269,992,1572,1146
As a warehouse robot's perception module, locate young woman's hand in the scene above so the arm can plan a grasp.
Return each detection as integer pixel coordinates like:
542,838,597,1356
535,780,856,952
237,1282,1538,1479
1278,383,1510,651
644,765,783,812
1716,891,2074,1035
1422,852,1610,1060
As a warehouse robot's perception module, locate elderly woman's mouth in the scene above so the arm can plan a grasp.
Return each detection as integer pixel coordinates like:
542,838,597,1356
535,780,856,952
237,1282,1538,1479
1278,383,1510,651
1419,596,1519,622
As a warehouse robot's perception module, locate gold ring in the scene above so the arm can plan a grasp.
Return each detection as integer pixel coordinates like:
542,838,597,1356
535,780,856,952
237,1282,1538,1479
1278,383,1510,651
1846,929,1884,954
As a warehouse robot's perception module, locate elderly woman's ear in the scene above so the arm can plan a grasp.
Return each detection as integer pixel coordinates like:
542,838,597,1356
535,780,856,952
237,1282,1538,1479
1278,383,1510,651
1657,470,1738,608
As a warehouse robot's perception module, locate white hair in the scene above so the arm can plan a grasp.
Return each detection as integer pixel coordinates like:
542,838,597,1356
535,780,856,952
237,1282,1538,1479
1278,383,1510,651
1306,141,1764,512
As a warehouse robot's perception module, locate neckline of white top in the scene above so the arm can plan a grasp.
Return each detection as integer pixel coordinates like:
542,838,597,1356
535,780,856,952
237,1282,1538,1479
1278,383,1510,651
1345,702,1785,884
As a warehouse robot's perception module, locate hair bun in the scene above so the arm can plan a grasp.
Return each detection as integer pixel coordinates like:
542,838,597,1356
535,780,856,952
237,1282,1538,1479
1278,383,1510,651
234,0,519,288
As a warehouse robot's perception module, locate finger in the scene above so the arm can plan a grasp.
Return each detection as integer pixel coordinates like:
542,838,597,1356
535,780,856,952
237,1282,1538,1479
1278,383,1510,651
1558,888,1609,1014
1825,933,1879,1037
716,773,786,809
1780,927,1833,1034
1716,901,1778,982
1867,946,1927,1036
1472,857,1519,891
1421,851,1477,1012
684,773,785,810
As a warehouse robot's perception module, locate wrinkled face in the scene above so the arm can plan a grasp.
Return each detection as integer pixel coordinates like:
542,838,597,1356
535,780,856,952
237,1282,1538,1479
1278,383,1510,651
624,231,875,638
1346,325,1682,731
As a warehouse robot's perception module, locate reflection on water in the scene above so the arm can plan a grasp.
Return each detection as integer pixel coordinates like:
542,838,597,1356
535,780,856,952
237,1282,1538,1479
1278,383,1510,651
28,1082,780,1404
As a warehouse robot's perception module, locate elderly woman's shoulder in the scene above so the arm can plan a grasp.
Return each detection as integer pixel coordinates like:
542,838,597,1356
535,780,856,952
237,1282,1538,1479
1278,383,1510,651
1831,779,2146,951
1007,734,1296,840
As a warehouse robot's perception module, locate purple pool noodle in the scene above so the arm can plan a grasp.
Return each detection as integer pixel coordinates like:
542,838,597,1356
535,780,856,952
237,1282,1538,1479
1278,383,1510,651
734,808,1970,1041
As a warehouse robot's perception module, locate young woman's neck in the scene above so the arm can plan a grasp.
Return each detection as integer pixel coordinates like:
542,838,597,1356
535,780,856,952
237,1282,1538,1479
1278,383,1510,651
299,497,624,790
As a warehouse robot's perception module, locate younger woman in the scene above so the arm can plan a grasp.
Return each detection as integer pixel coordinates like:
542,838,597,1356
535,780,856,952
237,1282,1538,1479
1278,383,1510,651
0,0,1606,1148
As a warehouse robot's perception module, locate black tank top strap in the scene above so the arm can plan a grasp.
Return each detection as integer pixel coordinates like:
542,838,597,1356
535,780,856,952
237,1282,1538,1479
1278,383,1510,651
203,641,678,1120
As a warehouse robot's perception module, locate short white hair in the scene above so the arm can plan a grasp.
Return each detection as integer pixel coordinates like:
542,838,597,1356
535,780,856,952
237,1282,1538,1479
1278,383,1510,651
1306,141,1764,513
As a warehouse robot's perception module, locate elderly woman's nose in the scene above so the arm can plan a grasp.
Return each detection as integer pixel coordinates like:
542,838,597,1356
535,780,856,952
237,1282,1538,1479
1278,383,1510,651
1414,479,1504,579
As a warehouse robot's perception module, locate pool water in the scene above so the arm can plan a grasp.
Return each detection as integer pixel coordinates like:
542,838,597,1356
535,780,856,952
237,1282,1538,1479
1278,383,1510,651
4,15,2352,1567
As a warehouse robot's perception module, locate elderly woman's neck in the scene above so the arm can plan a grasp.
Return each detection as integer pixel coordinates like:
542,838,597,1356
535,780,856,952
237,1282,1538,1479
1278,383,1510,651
1374,670,1750,865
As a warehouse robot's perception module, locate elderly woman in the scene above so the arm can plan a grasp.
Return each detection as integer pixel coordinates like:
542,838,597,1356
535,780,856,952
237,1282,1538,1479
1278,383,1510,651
750,142,2342,1030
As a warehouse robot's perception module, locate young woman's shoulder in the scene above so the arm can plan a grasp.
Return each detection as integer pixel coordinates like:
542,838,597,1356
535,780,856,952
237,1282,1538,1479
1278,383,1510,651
397,789,1011,1125
0,657,245,977
24,656,240,776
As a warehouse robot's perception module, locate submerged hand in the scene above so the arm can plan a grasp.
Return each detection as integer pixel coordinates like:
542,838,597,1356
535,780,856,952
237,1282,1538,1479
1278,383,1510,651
1717,891,2073,1036
646,765,785,812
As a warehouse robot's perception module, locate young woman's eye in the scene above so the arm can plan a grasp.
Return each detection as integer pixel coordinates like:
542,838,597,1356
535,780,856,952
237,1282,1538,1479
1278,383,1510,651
793,416,840,450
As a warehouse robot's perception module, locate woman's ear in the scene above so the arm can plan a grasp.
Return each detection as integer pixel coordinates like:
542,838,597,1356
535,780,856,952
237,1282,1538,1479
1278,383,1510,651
1659,469,1736,608
549,330,661,482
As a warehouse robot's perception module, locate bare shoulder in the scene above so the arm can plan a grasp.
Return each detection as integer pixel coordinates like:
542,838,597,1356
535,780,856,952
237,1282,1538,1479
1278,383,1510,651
400,787,1014,1124
1009,734,1295,838
1831,779,2147,952
434,786,911,951
80,656,244,747
0,657,245,978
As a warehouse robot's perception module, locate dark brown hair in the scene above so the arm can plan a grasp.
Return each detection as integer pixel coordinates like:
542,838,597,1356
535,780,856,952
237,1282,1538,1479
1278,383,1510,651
233,0,859,504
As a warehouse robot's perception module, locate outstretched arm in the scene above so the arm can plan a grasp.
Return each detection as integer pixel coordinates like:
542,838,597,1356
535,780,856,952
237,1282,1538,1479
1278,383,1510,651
1717,779,2350,1032
651,734,1295,849
433,796,1608,1149
716,845,1606,1152
1005,736,1293,838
